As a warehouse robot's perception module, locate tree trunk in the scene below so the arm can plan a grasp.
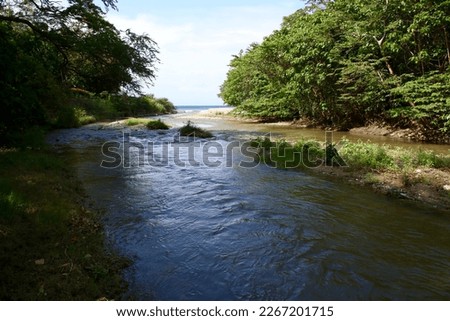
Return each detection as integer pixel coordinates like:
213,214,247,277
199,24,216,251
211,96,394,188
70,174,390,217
374,34,395,76
444,27,450,66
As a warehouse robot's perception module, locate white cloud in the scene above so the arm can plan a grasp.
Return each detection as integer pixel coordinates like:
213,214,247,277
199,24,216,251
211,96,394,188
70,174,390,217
108,3,301,105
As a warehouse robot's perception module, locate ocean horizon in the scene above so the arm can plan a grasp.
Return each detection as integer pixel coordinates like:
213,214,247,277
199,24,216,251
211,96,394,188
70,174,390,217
175,105,231,112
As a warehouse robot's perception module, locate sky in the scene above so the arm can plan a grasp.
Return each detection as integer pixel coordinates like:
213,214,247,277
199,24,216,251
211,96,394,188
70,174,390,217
107,0,305,106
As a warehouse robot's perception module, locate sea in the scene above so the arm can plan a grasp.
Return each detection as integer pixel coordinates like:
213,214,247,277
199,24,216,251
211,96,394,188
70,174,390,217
175,105,230,113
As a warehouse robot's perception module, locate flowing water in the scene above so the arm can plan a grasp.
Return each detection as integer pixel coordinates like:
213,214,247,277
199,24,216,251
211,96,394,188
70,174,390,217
47,113,450,300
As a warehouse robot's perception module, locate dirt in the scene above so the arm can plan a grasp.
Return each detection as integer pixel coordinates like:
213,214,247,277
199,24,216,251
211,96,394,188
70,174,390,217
312,166,450,212
349,124,450,144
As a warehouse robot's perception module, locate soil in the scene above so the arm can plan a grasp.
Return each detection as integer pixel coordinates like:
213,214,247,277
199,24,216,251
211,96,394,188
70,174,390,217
312,166,450,212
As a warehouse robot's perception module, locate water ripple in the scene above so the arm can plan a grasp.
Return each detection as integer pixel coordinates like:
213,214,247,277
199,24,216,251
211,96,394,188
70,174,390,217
59,126,450,300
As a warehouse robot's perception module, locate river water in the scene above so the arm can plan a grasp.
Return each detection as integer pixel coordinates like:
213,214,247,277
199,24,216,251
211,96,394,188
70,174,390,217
47,113,450,300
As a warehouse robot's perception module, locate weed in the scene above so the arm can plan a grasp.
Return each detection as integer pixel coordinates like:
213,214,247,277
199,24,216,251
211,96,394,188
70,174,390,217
364,173,381,184
340,141,394,169
179,121,213,138
126,118,148,126
146,119,170,130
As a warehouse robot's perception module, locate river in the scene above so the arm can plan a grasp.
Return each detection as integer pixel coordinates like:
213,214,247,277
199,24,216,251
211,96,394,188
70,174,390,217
47,111,450,300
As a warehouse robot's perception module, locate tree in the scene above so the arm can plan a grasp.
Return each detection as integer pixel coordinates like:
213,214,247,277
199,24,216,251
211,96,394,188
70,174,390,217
0,0,158,94
219,0,450,140
0,0,160,144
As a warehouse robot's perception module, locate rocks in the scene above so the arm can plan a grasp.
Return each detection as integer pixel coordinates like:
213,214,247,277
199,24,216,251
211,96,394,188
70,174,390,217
443,185,450,191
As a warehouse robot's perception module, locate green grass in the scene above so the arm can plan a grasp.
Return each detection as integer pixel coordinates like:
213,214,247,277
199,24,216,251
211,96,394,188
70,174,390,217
0,148,128,300
339,140,394,169
74,107,97,126
251,137,326,168
126,118,148,126
179,121,213,138
146,119,170,130
251,137,450,171
339,140,450,170
125,118,170,130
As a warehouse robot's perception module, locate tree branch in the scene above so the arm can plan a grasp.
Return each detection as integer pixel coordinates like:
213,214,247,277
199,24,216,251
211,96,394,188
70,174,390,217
0,14,69,78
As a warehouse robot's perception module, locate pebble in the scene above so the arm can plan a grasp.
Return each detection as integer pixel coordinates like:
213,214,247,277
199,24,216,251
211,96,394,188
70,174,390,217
443,185,450,191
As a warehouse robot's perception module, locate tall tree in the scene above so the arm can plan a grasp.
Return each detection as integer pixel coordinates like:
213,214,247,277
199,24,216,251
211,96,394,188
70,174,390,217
0,0,159,144
220,0,450,140
0,0,158,93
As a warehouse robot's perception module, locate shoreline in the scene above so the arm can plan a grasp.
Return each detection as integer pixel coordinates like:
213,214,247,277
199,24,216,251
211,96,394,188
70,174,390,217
165,109,450,211
95,111,450,211
311,166,450,212
4,111,446,299
110,110,450,211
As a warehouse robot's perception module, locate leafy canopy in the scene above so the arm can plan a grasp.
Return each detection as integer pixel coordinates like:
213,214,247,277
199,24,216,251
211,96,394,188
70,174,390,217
220,0,450,141
0,0,161,144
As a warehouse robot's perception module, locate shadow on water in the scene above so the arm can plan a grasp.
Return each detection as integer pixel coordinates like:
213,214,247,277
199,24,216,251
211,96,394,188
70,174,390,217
48,124,450,300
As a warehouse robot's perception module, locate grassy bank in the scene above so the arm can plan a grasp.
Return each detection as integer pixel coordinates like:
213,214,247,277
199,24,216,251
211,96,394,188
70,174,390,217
0,148,128,300
254,137,450,210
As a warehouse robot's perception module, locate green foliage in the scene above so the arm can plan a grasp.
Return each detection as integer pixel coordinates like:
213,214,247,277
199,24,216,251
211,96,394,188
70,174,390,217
253,137,450,170
389,72,450,140
2,127,46,149
110,94,175,117
179,121,213,138
0,0,162,146
64,92,176,129
251,137,326,169
340,141,395,169
339,140,450,170
146,119,170,130
220,0,450,140
126,118,147,126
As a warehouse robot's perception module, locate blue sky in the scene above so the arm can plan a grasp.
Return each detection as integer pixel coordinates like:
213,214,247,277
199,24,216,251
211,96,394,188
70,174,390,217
107,0,305,105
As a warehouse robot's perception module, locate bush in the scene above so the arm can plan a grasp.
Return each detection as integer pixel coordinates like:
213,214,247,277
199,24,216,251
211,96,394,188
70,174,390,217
2,126,46,149
251,138,326,169
179,121,213,138
74,108,96,126
146,119,170,130
340,141,394,169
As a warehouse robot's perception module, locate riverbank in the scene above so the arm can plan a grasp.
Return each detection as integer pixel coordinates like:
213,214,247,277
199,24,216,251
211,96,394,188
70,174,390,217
53,117,450,300
0,148,128,300
161,108,450,211
313,166,450,211
251,136,450,211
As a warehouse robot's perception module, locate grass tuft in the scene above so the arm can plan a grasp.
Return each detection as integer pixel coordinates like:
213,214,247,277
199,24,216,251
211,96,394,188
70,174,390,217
339,140,450,171
146,119,170,130
179,121,213,138
126,118,148,126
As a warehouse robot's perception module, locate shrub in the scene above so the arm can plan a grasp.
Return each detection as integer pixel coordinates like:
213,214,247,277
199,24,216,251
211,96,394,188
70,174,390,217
179,121,212,138
340,141,394,169
74,108,96,126
146,119,170,130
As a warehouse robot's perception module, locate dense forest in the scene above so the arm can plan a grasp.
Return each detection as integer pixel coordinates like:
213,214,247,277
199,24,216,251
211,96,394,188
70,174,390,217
0,0,174,146
220,0,450,142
